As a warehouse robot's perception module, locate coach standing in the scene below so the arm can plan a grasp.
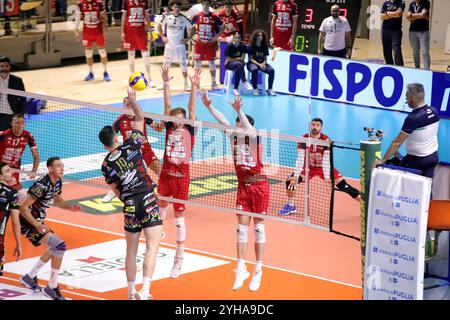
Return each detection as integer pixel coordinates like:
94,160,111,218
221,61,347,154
381,0,405,66
317,5,352,58
0,57,26,131
407,0,431,70
374,83,439,179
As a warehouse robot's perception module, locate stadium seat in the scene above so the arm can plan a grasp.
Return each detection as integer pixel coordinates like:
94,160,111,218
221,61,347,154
223,69,245,95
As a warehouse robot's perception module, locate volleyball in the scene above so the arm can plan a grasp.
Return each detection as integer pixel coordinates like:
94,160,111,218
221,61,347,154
129,72,148,91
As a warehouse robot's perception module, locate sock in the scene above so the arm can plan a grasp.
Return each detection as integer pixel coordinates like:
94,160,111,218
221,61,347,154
103,64,107,72
88,65,93,73
237,259,246,271
175,244,184,258
48,268,59,289
184,76,188,84
255,261,263,273
128,281,136,294
28,259,46,278
288,197,295,206
142,276,151,293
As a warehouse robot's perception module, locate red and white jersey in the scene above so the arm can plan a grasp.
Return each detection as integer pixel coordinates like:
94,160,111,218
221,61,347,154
231,135,265,183
192,11,223,44
217,8,242,37
77,0,105,30
297,133,331,169
161,122,195,177
122,0,149,32
113,114,154,152
0,129,37,169
272,0,298,31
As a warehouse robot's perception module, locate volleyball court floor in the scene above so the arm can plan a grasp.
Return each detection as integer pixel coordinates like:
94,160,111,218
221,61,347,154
1,87,449,300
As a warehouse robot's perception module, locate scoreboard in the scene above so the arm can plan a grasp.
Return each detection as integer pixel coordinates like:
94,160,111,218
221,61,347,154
265,0,362,54
0,0,19,17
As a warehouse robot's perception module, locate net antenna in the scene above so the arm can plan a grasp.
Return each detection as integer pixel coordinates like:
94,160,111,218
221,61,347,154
304,62,313,226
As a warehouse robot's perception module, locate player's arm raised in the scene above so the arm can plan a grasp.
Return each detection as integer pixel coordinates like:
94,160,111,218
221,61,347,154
127,88,145,133
187,68,201,120
229,95,255,130
161,65,173,116
200,89,231,126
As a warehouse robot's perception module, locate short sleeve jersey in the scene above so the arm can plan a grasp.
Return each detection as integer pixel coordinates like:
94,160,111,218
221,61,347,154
0,182,20,236
161,13,192,48
77,0,105,30
297,133,332,169
192,11,223,43
231,134,265,183
161,123,195,177
101,130,154,200
0,129,37,170
225,43,247,59
122,0,149,32
217,8,242,37
272,0,298,31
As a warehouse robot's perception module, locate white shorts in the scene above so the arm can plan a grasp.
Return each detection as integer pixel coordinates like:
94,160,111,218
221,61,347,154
164,45,187,66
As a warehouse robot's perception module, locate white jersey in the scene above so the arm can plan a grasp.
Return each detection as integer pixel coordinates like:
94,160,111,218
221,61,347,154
161,13,192,49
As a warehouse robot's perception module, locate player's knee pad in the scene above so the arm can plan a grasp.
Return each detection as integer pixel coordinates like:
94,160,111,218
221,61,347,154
174,217,186,242
208,60,216,71
336,180,360,199
98,48,107,59
194,60,202,69
254,224,266,244
236,224,248,243
85,49,94,59
180,60,188,73
46,234,67,258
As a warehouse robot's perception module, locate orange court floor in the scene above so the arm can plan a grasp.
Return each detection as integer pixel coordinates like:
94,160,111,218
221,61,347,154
0,180,362,300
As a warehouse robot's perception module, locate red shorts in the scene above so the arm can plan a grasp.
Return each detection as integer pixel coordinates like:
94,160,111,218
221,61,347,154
122,28,148,51
236,179,270,215
141,143,158,167
157,171,190,212
273,28,293,51
194,41,217,61
303,167,343,181
82,28,105,48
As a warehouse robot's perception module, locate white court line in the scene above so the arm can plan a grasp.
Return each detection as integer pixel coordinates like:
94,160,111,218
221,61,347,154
46,218,362,290
1,276,106,300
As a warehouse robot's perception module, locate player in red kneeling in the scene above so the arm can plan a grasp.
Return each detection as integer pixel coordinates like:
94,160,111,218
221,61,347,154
279,118,360,216
0,114,40,202
121,0,155,87
157,65,200,279
75,0,110,81
270,0,298,51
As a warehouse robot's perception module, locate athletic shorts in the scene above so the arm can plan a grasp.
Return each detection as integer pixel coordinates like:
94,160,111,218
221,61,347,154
273,28,293,51
82,28,105,47
21,223,52,247
194,41,217,61
157,171,190,212
141,143,158,167
236,179,270,215
122,28,148,51
123,190,162,233
164,45,187,65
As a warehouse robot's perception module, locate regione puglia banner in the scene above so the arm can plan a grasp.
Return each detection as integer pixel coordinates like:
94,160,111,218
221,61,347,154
363,167,431,300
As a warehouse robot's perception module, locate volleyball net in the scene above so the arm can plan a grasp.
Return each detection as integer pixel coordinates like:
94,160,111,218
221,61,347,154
0,88,359,235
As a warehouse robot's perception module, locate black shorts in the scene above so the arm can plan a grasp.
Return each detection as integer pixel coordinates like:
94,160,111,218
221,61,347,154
123,190,162,233
20,223,52,247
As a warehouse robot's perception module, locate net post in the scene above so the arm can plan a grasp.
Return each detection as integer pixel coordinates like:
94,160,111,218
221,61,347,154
328,141,335,232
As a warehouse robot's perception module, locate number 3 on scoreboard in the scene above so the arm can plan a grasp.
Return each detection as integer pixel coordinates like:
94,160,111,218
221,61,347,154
304,8,313,23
